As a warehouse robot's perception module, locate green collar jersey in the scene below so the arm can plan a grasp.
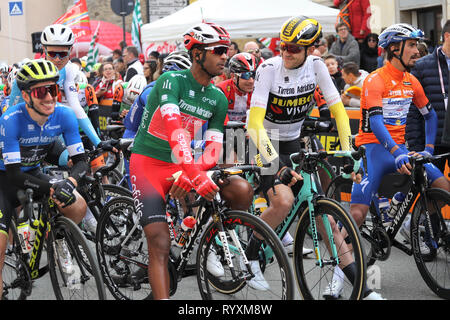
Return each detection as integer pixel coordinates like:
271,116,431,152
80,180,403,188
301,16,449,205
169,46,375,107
132,69,228,163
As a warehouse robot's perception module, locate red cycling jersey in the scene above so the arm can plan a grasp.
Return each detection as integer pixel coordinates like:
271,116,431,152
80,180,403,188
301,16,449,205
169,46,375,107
217,79,252,122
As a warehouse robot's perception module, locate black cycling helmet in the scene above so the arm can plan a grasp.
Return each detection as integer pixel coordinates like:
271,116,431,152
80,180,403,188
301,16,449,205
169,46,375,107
16,59,59,91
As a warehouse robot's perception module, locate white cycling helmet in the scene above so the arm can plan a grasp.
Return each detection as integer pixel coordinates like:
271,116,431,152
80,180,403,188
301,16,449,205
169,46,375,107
74,70,88,85
124,75,147,104
163,51,192,72
183,22,231,50
41,24,75,47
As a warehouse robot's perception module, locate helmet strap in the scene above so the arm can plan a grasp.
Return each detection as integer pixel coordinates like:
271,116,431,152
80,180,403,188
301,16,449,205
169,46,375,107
392,41,410,72
26,92,48,117
198,50,216,79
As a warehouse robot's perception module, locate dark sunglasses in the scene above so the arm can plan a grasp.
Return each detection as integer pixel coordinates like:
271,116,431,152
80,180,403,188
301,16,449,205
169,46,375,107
28,84,59,99
46,50,70,59
247,48,260,54
204,45,229,56
280,42,304,54
238,71,256,80
368,38,377,43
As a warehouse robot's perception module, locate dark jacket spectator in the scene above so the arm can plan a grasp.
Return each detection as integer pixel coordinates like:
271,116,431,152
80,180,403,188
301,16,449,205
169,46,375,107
360,33,379,73
123,46,144,82
334,0,372,42
329,23,361,67
405,47,448,168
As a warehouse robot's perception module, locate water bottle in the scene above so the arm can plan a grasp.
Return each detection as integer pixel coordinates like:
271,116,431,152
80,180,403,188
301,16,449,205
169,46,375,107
254,196,268,215
17,220,38,253
175,216,197,247
378,197,391,225
387,192,406,219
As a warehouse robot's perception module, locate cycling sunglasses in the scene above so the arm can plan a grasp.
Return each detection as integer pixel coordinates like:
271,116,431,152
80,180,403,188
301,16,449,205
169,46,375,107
28,84,59,99
46,50,70,59
280,42,305,54
204,45,229,56
238,71,256,80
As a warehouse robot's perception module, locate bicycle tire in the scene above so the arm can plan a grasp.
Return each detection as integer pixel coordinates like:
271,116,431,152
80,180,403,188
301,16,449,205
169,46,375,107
47,216,106,300
196,210,295,300
410,187,450,299
96,196,152,300
326,176,379,266
2,221,32,300
293,198,366,300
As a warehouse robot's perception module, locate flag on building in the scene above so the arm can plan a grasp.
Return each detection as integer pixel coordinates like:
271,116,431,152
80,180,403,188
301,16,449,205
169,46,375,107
54,0,91,40
131,0,143,53
86,23,100,71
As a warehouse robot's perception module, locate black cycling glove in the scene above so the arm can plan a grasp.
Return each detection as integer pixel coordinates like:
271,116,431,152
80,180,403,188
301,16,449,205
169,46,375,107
97,139,119,152
52,178,76,207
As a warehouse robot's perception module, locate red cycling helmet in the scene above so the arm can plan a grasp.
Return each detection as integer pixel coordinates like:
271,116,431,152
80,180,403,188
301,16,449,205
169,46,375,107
184,22,231,50
229,52,257,73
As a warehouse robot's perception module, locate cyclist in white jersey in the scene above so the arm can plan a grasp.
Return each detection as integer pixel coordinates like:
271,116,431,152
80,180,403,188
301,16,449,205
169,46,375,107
245,16,360,292
8,24,102,149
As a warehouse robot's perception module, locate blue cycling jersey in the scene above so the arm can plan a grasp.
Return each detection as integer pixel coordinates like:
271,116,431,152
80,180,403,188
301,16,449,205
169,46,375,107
8,62,100,147
0,102,85,172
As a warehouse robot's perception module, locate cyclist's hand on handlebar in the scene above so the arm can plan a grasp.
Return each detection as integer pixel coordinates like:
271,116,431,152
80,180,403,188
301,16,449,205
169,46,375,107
395,153,412,175
51,177,77,208
167,171,192,200
278,166,303,187
97,139,119,153
190,171,219,201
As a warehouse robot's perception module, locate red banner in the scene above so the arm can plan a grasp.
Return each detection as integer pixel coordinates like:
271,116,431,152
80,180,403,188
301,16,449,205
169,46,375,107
54,0,91,40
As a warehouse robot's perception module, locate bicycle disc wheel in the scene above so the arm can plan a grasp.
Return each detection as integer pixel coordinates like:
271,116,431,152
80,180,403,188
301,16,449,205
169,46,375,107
196,210,295,300
411,188,450,299
47,216,106,300
96,196,152,300
293,198,366,300
2,221,32,300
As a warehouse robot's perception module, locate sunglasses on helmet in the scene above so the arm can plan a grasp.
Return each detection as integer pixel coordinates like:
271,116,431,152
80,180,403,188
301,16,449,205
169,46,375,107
28,84,59,99
45,50,70,59
204,45,229,56
238,71,256,80
280,42,305,54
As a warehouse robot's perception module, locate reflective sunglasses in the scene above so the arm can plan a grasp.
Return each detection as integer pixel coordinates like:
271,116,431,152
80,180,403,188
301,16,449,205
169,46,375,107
238,71,256,80
46,50,70,59
204,45,229,56
280,42,305,54
28,84,59,99
247,48,260,54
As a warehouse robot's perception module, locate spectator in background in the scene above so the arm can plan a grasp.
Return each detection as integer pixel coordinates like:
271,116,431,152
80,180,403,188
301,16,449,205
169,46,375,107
123,46,144,82
143,60,157,84
244,41,264,67
226,41,240,68
324,54,346,93
260,47,274,60
406,20,450,174
340,62,368,107
95,61,123,105
112,49,122,61
113,57,126,79
329,22,361,67
360,33,379,73
325,34,336,51
119,40,127,53
70,57,82,70
152,53,168,81
148,51,160,62
334,0,372,43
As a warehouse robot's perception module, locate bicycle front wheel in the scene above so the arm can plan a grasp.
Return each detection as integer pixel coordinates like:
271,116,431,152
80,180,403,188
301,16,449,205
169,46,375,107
293,198,366,300
196,210,295,300
47,216,106,300
411,188,450,299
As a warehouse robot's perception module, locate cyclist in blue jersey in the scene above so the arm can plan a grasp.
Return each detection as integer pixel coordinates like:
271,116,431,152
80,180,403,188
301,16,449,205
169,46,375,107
8,24,103,150
0,60,90,297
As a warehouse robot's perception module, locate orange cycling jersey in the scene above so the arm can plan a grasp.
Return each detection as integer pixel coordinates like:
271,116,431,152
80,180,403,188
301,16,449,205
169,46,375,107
355,61,429,147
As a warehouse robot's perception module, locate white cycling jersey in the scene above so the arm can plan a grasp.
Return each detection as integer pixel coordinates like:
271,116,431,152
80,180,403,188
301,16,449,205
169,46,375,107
251,55,340,141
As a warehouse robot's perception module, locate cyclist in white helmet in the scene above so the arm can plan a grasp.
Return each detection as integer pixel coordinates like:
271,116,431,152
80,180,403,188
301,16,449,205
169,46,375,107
8,24,112,152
